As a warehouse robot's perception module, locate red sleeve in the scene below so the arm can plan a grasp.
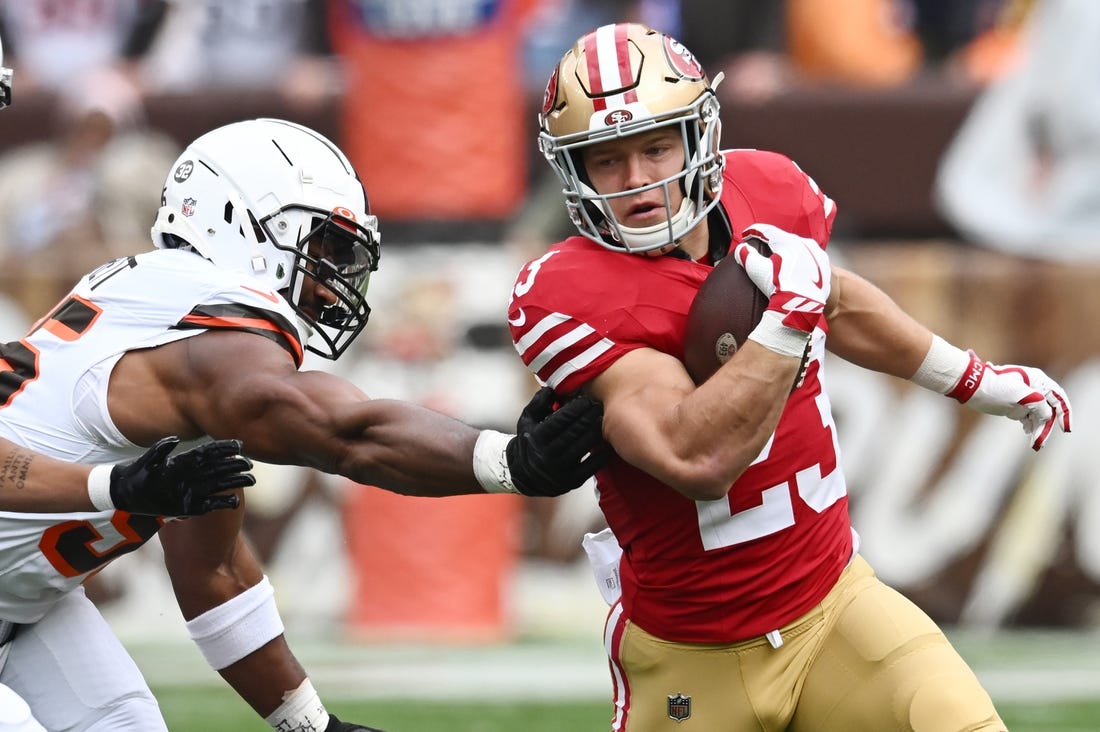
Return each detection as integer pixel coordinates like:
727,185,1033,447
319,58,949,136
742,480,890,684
721,149,837,250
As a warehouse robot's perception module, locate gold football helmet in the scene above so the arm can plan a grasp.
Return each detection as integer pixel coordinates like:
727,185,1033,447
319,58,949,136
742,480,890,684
539,23,724,254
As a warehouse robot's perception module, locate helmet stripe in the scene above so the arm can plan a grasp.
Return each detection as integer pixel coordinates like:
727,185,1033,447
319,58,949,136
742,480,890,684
613,23,634,97
587,23,638,112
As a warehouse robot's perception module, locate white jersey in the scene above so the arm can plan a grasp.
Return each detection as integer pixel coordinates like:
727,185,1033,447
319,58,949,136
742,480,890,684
0,249,307,623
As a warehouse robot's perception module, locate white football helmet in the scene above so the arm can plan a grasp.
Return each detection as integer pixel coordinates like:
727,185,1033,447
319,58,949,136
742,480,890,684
539,23,724,254
1,36,12,108
152,118,380,360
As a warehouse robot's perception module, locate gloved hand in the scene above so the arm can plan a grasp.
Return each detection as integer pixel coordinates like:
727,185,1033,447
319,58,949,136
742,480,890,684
506,387,611,497
948,352,1073,450
110,437,255,515
735,223,831,339
325,714,385,731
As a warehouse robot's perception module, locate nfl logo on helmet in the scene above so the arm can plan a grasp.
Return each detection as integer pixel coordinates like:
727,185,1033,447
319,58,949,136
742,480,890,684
667,693,691,722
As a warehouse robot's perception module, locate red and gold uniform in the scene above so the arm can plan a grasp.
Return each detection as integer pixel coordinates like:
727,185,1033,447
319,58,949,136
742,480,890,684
508,149,1004,731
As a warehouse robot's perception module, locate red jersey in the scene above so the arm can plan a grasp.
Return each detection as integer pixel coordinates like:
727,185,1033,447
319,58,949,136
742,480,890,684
508,149,853,643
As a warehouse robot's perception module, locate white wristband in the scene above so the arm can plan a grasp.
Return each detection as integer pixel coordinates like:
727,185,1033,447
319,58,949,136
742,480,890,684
747,310,813,358
472,430,519,494
263,678,330,732
185,575,285,670
87,464,115,512
910,335,971,394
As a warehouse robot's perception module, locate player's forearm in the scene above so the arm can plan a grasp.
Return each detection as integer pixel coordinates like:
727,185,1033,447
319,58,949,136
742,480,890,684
824,267,933,378
676,341,799,497
161,521,309,718
338,399,486,496
602,344,797,501
218,636,310,718
0,440,97,512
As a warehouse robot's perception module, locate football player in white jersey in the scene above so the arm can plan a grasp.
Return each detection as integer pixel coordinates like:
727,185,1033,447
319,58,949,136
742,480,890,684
0,36,254,519
0,35,258,732
0,34,256,520
510,23,1073,731
0,117,606,732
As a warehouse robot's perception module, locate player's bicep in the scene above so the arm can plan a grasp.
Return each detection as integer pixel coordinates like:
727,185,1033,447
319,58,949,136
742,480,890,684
589,348,695,475
179,333,368,466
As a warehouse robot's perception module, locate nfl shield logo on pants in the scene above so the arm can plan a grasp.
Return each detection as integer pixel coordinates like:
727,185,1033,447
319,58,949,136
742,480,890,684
667,693,691,722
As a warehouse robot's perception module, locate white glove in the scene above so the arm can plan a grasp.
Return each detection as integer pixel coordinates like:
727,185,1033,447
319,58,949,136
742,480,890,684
735,223,831,357
951,352,1073,451
735,223,831,334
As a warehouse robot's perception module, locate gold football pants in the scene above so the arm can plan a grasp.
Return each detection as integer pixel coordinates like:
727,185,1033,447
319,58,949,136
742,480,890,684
611,555,1005,731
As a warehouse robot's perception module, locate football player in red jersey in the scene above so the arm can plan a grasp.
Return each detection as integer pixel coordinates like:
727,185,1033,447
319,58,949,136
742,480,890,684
510,22,1073,731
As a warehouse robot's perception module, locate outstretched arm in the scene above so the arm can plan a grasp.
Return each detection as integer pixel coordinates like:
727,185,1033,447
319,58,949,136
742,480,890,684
821,266,934,378
825,266,1072,450
155,332,606,499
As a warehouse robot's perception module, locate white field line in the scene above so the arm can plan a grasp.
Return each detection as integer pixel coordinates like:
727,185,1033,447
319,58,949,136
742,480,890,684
131,633,1100,703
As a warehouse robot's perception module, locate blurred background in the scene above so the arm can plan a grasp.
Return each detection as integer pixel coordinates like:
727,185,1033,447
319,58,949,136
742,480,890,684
1,0,1099,726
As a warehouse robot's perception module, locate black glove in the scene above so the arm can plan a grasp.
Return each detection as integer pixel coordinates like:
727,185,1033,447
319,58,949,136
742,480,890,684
109,437,255,516
506,387,611,497
325,714,385,732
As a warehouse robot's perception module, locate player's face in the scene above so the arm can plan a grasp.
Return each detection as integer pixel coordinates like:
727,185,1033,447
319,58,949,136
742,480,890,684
296,273,339,323
582,129,686,229
295,230,354,323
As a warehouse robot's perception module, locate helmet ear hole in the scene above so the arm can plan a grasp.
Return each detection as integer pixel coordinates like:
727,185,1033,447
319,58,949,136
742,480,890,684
162,233,188,250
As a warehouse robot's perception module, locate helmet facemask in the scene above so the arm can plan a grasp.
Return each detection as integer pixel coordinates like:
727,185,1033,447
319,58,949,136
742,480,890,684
261,204,380,360
543,92,723,254
152,118,381,361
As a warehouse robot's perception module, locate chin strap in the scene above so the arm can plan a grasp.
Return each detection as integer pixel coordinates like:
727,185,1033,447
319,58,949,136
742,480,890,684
608,198,697,253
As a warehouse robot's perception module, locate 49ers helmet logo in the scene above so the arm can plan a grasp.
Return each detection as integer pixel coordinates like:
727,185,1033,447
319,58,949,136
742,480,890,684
663,36,704,80
541,67,559,117
604,109,633,126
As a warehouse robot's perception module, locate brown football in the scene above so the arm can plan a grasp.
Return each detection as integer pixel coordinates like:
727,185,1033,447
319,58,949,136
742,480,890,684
683,237,770,384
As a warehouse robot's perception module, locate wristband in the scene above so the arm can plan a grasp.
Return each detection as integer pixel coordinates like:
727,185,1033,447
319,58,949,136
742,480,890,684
944,351,986,403
910,335,974,396
263,678,330,731
472,430,519,494
185,575,285,670
747,311,813,358
87,464,115,512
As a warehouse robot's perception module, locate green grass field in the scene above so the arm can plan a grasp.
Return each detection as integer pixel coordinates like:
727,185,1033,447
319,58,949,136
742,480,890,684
134,629,1100,731
154,688,1100,731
